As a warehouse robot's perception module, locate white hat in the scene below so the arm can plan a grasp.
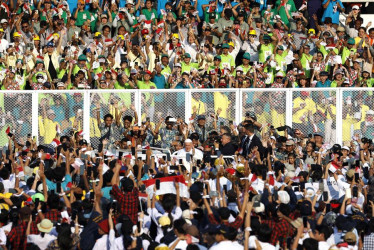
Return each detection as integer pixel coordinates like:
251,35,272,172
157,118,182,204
253,202,265,213
130,68,137,74
0,19,8,24
306,187,315,198
278,191,290,204
275,71,284,77
366,110,374,115
352,5,360,10
342,146,350,151
174,63,181,68
236,66,243,72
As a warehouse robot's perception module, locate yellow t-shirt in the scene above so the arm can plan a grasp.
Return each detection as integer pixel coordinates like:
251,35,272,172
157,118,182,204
293,97,316,124
41,117,59,144
343,115,355,142
90,117,102,137
354,104,369,131
214,92,231,119
191,98,206,115
271,109,285,136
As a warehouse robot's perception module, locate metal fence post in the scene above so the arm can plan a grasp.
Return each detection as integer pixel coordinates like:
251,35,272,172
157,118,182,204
83,91,91,142
185,89,191,123
32,91,39,142
236,89,242,126
286,89,293,127
336,89,343,145
135,90,141,126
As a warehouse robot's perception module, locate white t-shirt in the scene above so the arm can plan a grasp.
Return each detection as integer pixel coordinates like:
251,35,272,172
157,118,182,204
248,236,275,250
27,234,57,250
318,241,331,250
210,240,243,250
169,238,188,250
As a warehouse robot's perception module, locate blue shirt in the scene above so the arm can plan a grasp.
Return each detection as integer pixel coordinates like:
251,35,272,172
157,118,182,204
316,80,332,88
46,174,72,191
322,0,344,24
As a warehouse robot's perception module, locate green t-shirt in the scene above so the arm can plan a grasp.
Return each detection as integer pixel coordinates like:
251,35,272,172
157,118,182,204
276,0,297,27
259,43,275,63
220,54,235,69
75,10,91,27
137,81,157,89
300,53,313,78
181,62,199,73
341,47,356,65
141,8,158,21
275,50,288,72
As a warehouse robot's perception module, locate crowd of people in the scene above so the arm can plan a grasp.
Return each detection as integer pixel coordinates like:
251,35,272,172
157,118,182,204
1,0,374,250
0,0,373,89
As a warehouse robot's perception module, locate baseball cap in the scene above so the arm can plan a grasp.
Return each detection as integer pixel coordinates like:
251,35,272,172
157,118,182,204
209,13,216,19
222,43,229,49
0,19,7,24
243,52,251,60
347,169,355,178
197,115,205,120
352,5,360,10
94,32,102,38
184,53,191,58
78,54,88,61
337,26,345,32
344,232,357,243
159,216,171,226
13,32,21,37
320,71,329,76
348,38,355,45
214,55,221,61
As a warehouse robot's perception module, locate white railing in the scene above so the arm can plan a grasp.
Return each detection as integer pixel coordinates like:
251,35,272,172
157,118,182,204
4,88,374,147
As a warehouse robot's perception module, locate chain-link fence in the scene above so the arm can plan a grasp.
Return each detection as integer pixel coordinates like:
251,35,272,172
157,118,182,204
38,92,84,146
242,90,287,136
341,90,374,145
0,93,33,147
140,90,186,124
5,89,371,148
191,90,237,126
292,90,337,146
89,91,136,149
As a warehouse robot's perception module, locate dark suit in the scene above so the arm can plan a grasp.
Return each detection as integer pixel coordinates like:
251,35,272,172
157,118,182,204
220,142,237,156
241,134,264,158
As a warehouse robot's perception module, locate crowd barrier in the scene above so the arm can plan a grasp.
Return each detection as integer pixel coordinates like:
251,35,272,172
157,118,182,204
2,88,373,148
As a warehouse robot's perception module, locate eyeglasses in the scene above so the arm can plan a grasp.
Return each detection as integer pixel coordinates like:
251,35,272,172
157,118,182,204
22,26,28,29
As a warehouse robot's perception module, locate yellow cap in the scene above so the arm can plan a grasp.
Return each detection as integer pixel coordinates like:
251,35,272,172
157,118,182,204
13,32,21,37
52,33,60,38
0,29,4,33
172,33,179,39
34,35,40,41
228,42,234,47
94,32,102,37
308,29,315,34
118,35,124,40
159,216,171,226
249,30,256,35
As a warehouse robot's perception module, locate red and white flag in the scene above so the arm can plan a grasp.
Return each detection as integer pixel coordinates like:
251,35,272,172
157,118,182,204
51,138,61,148
142,175,189,198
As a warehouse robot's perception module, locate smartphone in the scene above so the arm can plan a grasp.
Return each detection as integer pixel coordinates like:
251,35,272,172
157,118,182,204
223,184,227,193
326,203,331,213
355,173,359,181
80,165,85,175
156,179,160,190
300,182,305,192
90,191,95,200
170,165,179,170
353,186,358,198
166,152,171,161
229,120,233,125
303,216,308,228
71,209,78,221
323,191,328,202
119,151,123,159
342,162,349,167
319,181,324,192
196,159,201,165
35,198,40,211
87,167,92,177
216,150,222,157
143,164,149,173
111,200,117,213
162,155,166,161
56,183,61,193
131,147,135,155
179,159,183,165
146,117,150,122
186,153,191,162
192,166,196,173
355,160,360,168
294,186,300,192
142,150,146,154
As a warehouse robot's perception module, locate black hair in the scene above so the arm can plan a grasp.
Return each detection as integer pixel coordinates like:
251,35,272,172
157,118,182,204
278,203,291,217
257,224,272,243
315,224,332,240
56,223,73,249
123,115,133,123
121,215,134,248
303,238,318,249
104,114,114,120
47,194,60,210
218,207,230,220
